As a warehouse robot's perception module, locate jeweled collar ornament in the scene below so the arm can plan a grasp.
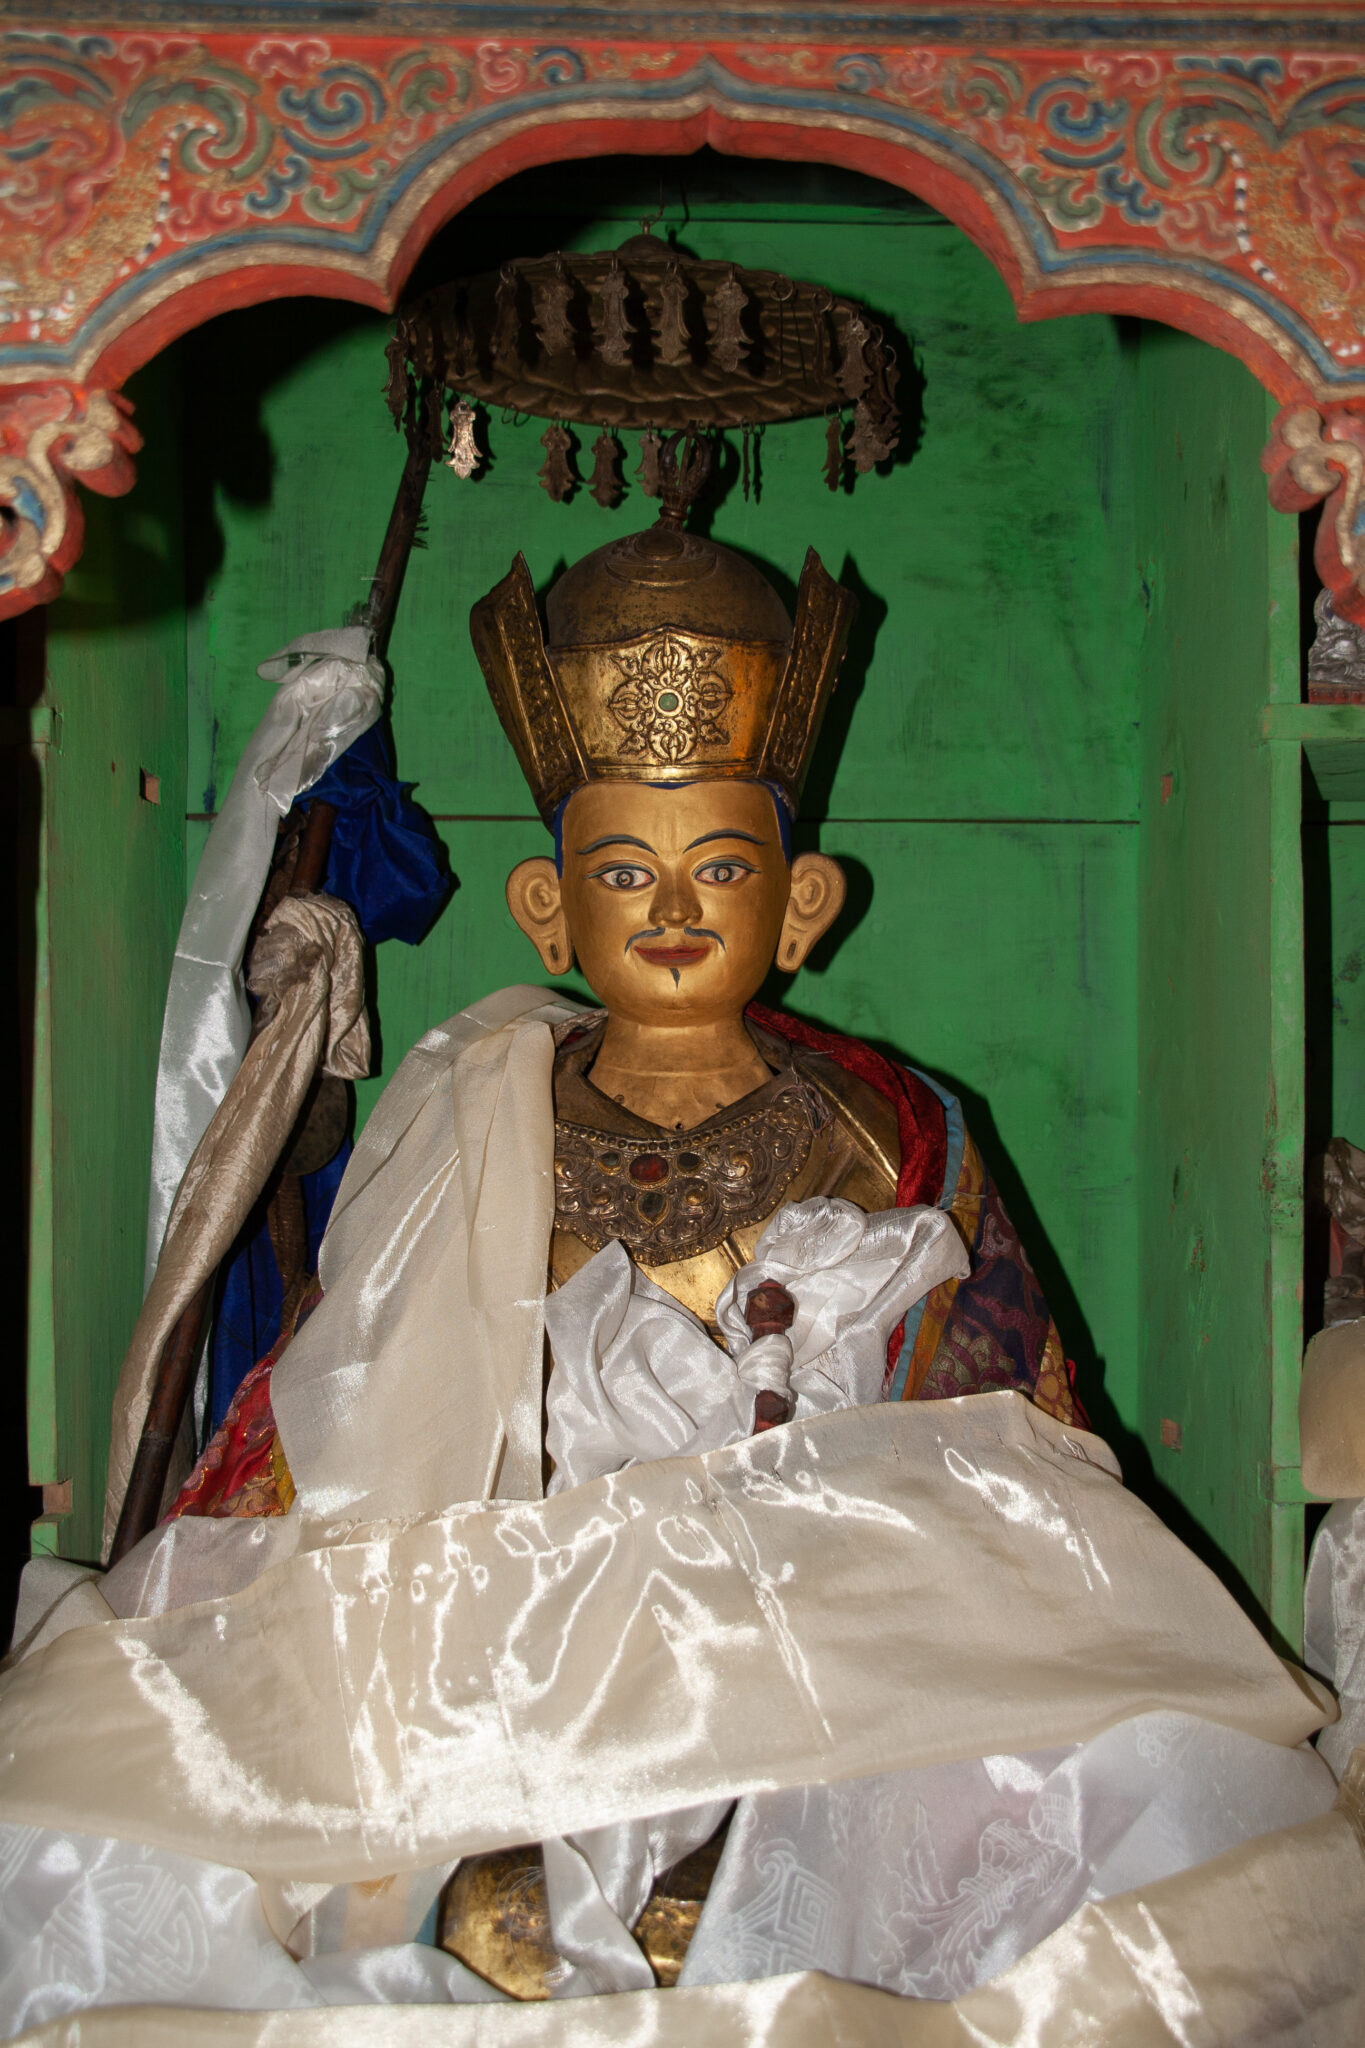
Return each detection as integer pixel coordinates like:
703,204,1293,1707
469,442,857,821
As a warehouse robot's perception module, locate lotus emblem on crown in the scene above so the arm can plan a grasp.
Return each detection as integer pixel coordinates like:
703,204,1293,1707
607,632,733,764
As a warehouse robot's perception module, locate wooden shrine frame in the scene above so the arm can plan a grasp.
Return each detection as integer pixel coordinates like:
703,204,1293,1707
2,3,1365,620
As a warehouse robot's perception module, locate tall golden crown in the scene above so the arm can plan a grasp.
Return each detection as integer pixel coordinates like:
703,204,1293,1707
470,516,856,823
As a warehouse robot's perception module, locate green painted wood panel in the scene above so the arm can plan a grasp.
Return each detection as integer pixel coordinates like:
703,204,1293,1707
1322,823,1365,1153
1133,328,1301,1645
32,362,187,1562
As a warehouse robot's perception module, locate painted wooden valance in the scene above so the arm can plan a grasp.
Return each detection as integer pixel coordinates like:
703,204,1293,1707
2,3,1365,616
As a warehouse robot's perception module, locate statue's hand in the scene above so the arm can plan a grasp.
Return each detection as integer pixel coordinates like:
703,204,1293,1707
745,1282,796,1431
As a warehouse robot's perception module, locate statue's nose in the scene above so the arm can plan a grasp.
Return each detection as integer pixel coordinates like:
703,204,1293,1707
648,866,701,928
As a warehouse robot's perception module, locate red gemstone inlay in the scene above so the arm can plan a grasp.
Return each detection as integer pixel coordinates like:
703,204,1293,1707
629,1153,669,1184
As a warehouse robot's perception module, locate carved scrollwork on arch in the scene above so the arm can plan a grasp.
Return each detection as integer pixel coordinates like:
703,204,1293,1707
2,23,1365,611
0,385,141,619
1264,403,1365,626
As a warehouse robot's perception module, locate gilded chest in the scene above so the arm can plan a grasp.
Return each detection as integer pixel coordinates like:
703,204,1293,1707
550,1017,899,1331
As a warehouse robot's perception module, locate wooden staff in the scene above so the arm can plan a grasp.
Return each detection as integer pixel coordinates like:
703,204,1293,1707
110,432,433,1564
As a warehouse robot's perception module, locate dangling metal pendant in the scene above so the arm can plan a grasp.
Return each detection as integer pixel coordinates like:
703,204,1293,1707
590,428,623,508
711,266,747,374
597,257,631,367
839,312,871,401
636,429,662,498
539,421,574,502
536,255,574,357
850,397,896,474
446,399,480,480
658,260,689,366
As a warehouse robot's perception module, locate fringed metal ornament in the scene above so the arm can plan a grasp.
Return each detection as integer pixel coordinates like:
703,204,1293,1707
539,422,574,502
597,257,631,368
711,266,747,374
825,413,844,493
589,428,623,508
536,257,574,357
849,397,897,474
658,260,689,366
839,312,871,401
446,399,480,479
636,430,662,497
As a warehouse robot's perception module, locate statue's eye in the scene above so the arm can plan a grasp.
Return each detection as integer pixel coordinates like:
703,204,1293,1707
592,864,653,891
695,859,757,886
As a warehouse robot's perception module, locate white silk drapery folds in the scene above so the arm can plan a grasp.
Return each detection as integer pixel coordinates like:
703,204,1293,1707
542,1200,969,1489
144,628,383,1288
4,990,1363,2041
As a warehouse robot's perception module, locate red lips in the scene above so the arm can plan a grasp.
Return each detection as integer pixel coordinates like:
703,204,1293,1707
635,944,710,966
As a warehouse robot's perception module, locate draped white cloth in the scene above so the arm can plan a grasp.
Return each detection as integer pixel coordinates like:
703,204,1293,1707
144,628,382,1287
536,1196,969,1990
2,989,1360,2039
1307,1495,1365,1779
543,1200,969,1490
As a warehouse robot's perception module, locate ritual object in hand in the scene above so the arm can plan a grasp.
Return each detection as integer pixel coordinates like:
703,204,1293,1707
745,1279,797,1431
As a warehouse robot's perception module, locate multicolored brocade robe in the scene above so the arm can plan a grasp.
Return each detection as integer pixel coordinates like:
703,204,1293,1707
168,1013,1081,1523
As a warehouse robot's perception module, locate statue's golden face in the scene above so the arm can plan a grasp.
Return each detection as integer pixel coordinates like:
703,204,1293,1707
506,780,845,1024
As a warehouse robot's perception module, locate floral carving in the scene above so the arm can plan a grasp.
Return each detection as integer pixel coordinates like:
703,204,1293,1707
607,634,733,765
0,385,141,617
1264,402,1365,624
3,24,1365,611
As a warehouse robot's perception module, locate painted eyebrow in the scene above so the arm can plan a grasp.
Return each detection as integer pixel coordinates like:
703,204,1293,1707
574,835,657,856
684,830,767,851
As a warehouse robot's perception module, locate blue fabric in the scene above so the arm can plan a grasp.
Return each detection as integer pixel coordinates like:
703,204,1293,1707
206,725,450,1433
209,1140,350,1431
302,721,451,944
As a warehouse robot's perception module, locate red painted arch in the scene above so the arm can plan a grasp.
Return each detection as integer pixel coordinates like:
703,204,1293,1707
82,101,1317,411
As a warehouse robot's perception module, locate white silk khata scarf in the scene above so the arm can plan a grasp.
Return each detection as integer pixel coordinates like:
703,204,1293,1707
3,989,1362,2042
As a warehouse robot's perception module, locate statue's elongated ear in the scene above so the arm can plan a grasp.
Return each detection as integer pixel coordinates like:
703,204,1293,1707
777,853,846,971
506,857,572,974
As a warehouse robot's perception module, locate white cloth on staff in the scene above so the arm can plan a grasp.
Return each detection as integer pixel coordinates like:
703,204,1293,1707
144,627,382,1289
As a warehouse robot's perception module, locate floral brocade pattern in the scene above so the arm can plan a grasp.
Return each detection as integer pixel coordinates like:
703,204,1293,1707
917,1172,1080,1429
166,1282,318,1521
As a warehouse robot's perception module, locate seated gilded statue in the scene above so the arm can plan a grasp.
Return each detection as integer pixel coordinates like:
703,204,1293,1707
1,503,1346,2037
164,505,1079,1993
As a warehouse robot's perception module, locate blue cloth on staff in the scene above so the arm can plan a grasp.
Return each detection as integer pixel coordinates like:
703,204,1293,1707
207,726,451,1433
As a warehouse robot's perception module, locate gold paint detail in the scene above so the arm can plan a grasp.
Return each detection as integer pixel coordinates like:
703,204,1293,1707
470,530,854,819
440,1847,559,2001
469,553,585,818
439,1828,730,2000
607,631,733,764
765,547,858,790
270,1430,296,1515
549,1032,899,1330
